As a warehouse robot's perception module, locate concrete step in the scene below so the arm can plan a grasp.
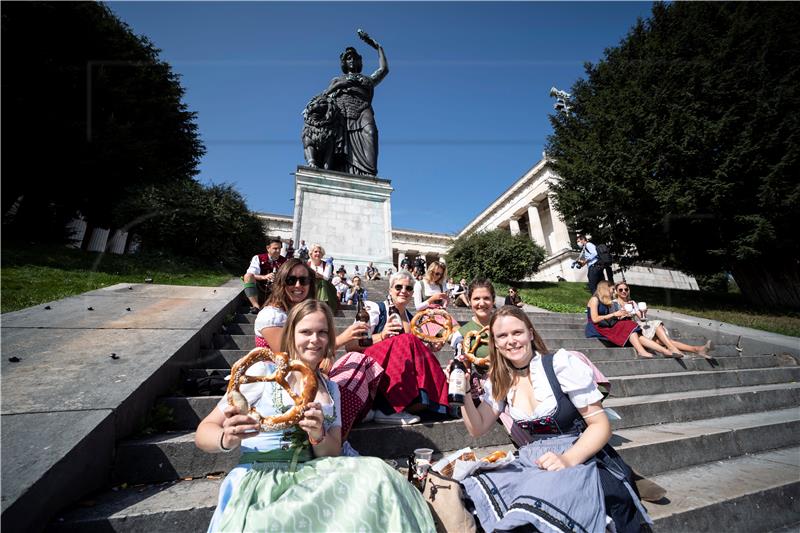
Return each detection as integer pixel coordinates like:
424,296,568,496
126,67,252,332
605,382,800,429
643,446,800,532
608,367,800,398
596,354,794,377
48,477,220,533
112,405,800,485
614,408,800,476
155,382,800,456
55,446,800,533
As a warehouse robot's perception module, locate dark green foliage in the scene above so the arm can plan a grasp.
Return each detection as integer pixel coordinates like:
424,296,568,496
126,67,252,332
695,272,730,294
115,182,266,269
546,3,800,308
445,230,546,283
2,2,204,238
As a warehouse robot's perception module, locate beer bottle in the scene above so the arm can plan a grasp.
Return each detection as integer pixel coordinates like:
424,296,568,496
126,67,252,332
448,357,468,407
355,295,373,347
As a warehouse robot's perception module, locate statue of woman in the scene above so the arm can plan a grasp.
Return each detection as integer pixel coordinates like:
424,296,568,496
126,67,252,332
324,30,388,177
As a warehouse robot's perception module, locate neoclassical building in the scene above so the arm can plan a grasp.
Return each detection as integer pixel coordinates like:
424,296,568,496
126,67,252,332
257,158,697,289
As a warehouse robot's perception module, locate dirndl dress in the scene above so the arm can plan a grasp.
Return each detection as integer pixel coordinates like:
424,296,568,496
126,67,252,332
462,353,653,533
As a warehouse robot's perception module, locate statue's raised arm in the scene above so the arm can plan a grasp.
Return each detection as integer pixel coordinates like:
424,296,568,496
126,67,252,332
358,29,388,85
302,30,389,176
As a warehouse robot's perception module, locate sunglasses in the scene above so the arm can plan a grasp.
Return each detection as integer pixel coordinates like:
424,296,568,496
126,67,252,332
393,284,414,292
286,275,310,286
617,288,629,293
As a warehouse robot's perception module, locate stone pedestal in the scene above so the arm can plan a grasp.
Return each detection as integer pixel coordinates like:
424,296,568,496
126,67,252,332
292,166,394,272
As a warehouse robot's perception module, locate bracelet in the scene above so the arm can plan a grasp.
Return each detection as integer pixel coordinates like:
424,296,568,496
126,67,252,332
308,427,326,446
219,429,234,452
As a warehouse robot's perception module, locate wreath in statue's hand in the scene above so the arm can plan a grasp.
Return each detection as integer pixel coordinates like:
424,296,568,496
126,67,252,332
227,347,318,432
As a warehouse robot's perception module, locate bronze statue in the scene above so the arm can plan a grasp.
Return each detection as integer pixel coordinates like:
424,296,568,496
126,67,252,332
301,30,388,176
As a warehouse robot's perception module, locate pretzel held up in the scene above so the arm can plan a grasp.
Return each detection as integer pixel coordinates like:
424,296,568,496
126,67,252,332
226,347,318,432
410,308,456,344
462,326,490,368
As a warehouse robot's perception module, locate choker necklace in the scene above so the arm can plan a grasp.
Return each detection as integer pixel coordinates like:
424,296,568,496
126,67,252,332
510,361,531,372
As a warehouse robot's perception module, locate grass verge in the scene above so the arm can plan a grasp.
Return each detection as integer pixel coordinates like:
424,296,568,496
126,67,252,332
501,280,800,337
1,244,235,313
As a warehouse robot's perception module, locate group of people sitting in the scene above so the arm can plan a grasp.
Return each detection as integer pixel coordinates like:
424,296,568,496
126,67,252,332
586,280,713,359
202,244,664,532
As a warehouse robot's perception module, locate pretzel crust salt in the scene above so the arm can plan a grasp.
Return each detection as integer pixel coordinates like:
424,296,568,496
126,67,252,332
410,308,457,344
462,326,490,368
226,347,318,432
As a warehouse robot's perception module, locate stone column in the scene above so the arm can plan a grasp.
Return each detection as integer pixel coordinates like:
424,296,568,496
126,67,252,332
397,251,406,271
526,203,548,251
509,217,521,236
548,195,572,252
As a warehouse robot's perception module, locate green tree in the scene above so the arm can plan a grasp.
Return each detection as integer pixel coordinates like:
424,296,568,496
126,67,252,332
114,182,266,269
446,230,546,283
546,2,800,308
2,2,204,240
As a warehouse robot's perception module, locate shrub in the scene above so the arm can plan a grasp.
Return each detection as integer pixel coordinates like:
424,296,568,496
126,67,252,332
446,230,546,283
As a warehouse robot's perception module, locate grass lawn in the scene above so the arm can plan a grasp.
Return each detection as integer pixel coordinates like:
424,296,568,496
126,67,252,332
1,244,235,313
496,280,800,338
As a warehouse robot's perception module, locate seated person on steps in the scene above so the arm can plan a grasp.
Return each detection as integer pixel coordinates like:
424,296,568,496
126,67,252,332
243,237,286,314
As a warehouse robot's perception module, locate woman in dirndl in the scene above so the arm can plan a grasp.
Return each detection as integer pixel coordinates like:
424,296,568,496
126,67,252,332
586,280,681,359
307,243,339,313
453,305,653,532
613,282,713,359
196,300,434,532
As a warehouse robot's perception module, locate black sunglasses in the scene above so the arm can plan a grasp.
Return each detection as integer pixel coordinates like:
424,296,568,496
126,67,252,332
617,287,629,292
286,275,310,286
393,284,414,292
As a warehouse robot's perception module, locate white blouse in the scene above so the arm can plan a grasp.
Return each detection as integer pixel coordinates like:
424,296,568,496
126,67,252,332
254,306,287,339
480,349,604,420
413,280,446,311
309,261,333,281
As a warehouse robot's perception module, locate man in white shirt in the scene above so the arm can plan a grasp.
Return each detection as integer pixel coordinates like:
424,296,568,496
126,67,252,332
243,238,285,313
331,267,352,303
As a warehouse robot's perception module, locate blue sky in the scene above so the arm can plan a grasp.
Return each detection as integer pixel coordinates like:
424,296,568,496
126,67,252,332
109,1,654,234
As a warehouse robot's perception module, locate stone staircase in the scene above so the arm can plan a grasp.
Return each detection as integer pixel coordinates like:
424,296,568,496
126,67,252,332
49,280,800,531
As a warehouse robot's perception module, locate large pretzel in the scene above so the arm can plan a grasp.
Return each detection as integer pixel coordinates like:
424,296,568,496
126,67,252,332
462,326,490,368
410,308,457,344
227,347,318,432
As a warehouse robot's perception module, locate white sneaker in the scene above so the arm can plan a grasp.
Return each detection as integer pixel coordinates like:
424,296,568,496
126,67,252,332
373,411,421,426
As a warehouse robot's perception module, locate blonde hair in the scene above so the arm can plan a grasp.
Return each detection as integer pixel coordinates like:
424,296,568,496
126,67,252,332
593,280,614,306
423,260,447,285
310,244,325,258
487,306,549,402
281,300,336,375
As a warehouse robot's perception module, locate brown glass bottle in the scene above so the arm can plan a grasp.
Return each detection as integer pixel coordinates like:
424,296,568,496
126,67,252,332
355,295,373,347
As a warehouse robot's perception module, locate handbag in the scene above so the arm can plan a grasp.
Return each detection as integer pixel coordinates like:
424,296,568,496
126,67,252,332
421,470,477,533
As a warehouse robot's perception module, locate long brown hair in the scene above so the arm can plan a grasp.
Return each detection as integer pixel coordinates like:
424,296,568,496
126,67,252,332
265,258,317,311
487,305,549,402
281,300,336,375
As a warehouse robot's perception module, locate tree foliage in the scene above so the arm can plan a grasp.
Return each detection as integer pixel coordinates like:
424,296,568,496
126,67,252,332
445,230,546,284
546,2,800,308
115,182,266,269
2,2,204,239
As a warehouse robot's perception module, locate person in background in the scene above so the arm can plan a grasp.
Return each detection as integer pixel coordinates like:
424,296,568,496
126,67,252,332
413,260,449,312
297,240,309,262
586,280,682,359
332,267,352,303
284,238,295,259
307,244,337,313
613,282,713,359
575,234,604,294
243,237,286,314
504,286,524,308
345,275,368,305
452,278,469,307
365,261,381,281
